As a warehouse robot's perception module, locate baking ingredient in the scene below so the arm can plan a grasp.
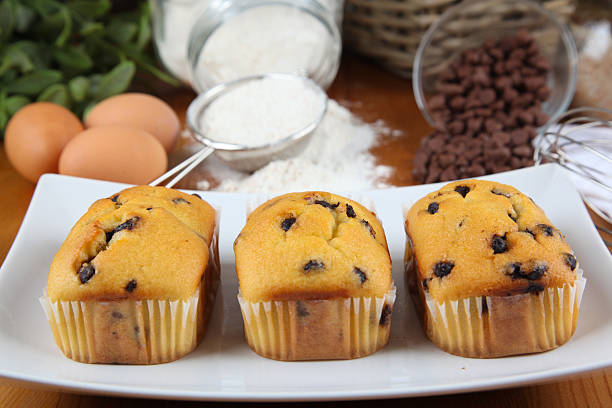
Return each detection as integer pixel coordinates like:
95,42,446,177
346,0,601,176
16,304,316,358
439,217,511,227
574,22,612,111
4,102,83,183
413,30,551,184
59,125,167,184
200,77,323,146
85,93,180,152
581,22,611,60
195,100,395,194
0,0,179,136
196,5,334,86
155,1,344,85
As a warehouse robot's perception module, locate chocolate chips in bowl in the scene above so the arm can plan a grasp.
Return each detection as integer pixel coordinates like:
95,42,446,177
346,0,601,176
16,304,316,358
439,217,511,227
411,0,577,184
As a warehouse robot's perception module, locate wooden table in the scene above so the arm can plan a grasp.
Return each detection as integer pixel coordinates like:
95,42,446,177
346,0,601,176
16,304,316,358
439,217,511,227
1,54,612,407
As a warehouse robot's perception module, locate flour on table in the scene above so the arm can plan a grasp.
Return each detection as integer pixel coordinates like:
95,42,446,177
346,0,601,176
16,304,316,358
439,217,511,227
190,100,396,194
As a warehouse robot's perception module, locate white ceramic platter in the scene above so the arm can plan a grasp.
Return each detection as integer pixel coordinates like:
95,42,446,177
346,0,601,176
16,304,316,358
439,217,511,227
0,164,611,402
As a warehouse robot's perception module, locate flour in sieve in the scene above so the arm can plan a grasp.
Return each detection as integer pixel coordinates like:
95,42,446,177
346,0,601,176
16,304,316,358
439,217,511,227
199,77,323,146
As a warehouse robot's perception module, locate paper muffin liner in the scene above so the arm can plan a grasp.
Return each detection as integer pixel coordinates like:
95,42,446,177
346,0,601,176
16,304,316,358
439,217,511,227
407,257,586,358
237,284,397,361
40,217,220,365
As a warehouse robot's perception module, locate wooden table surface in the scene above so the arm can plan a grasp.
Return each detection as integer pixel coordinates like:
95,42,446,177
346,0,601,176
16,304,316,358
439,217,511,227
1,54,612,407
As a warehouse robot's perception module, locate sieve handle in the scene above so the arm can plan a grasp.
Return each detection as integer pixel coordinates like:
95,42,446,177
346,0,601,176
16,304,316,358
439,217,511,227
149,146,215,188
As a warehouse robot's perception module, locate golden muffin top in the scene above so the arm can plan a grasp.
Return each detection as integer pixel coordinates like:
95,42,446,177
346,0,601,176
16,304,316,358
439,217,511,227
234,192,392,302
47,186,216,301
405,180,578,302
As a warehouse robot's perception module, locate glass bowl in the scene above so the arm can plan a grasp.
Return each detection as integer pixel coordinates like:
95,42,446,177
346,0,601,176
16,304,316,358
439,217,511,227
412,0,578,129
186,0,341,93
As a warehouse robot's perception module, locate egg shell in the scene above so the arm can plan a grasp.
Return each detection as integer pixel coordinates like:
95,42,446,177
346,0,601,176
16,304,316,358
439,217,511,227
5,102,84,183
58,125,168,185
85,93,180,153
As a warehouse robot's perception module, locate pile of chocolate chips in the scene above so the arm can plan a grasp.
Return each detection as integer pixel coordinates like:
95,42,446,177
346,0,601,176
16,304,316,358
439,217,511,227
413,30,551,184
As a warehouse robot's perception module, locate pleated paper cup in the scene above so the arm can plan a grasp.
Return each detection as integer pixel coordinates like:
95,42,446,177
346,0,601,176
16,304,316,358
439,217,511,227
237,285,396,361
40,220,220,365
407,253,586,358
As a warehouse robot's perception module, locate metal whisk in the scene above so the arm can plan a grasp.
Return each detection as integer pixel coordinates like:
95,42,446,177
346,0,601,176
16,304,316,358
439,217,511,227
535,106,612,245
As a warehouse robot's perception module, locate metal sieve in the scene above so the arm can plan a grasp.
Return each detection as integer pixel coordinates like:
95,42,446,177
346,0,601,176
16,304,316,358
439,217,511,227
150,73,328,188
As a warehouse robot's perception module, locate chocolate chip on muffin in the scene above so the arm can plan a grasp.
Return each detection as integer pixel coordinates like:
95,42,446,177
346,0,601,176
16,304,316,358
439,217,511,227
172,198,191,205
125,279,137,293
314,200,339,210
353,267,367,284
564,253,577,271
361,219,376,238
491,234,508,254
428,202,439,214
106,217,140,242
524,283,545,294
538,224,554,237
346,204,356,218
455,185,470,198
303,260,325,272
281,217,296,231
78,263,95,284
433,261,454,278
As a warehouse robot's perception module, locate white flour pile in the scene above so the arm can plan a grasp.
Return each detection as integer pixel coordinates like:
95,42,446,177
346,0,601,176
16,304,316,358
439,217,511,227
194,99,397,194
197,5,332,84
200,77,323,146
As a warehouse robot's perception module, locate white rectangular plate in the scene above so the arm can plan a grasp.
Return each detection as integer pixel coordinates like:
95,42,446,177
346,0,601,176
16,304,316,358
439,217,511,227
0,164,611,401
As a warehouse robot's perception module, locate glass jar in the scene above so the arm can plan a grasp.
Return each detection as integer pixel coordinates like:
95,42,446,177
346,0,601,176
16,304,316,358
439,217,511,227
149,0,211,84
151,0,343,89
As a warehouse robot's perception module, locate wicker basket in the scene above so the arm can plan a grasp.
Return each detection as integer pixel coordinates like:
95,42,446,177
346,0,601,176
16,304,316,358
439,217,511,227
343,0,576,78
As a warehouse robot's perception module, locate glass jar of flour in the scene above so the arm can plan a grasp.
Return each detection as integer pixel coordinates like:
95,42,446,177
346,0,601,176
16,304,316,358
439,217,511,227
151,0,343,89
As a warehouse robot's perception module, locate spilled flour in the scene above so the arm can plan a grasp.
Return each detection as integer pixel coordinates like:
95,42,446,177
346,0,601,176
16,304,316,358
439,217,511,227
192,99,399,194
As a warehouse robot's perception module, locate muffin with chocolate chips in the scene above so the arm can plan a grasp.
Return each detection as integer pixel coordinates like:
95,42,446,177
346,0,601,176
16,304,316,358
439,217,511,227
404,180,585,358
41,186,219,364
234,191,396,361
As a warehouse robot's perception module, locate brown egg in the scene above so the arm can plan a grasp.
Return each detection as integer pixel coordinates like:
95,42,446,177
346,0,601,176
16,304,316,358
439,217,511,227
5,102,84,183
85,93,180,153
59,125,167,185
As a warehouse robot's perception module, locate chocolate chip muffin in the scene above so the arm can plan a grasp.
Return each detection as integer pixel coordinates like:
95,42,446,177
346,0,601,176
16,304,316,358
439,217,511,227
41,186,219,364
405,180,585,358
234,191,396,361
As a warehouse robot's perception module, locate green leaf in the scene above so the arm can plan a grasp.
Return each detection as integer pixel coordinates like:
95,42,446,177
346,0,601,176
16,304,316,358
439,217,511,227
107,19,138,44
53,46,93,71
54,6,72,47
5,69,62,95
0,0,15,43
68,0,111,20
0,90,7,129
80,21,104,36
38,83,71,107
0,46,34,75
68,76,89,102
93,60,135,100
136,3,151,51
87,73,103,98
5,95,29,115
14,3,36,33
11,41,51,69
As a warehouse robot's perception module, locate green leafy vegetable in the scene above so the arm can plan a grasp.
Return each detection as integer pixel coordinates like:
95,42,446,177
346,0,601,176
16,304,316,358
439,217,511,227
0,0,180,137
38,83,70,107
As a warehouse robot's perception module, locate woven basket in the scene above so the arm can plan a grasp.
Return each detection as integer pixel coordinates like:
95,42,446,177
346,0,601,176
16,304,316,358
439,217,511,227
343,0,576,78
